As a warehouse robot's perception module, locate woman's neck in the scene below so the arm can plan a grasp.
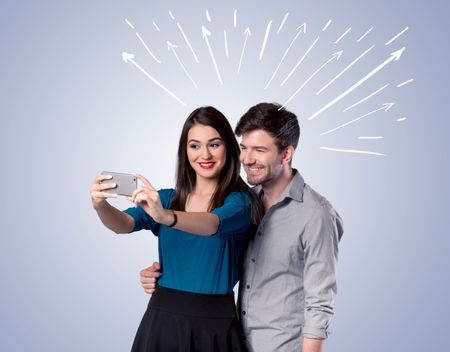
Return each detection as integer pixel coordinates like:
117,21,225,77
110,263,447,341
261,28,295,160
192,176,219,196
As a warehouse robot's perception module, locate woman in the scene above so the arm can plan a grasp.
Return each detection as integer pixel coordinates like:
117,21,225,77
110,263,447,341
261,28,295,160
90,106,261,351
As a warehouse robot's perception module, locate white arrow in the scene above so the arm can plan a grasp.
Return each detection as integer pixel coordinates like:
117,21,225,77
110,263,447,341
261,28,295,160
167,41,198,89
122,52,187,106
264,23,306,89
316,45,375,95
238,27,252,74
202,26,223,85
308,47,405,121
319,103,394,136
280,36,320,86
280,51,343,109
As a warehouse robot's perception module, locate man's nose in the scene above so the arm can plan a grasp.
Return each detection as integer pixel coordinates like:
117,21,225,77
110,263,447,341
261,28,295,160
241,151,255,165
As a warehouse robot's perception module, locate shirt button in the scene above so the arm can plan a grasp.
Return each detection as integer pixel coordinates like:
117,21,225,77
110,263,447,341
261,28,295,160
251,258,256,263
246,285,250,289
242,311,246,315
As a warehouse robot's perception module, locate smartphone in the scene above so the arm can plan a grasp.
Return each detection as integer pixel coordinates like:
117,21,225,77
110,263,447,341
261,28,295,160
100,171,137,197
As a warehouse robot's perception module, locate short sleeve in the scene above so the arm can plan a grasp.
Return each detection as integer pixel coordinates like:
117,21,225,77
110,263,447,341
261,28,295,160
122,188,174,235
211,192,252,235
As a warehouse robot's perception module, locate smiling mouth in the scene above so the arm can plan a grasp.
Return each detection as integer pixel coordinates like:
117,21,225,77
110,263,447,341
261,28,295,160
198,162,216,169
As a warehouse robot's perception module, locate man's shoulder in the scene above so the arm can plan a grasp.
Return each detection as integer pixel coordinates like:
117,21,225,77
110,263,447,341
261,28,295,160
302,183,335,213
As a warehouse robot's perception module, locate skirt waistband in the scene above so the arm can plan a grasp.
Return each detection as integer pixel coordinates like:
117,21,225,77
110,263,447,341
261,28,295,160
149,286,237,318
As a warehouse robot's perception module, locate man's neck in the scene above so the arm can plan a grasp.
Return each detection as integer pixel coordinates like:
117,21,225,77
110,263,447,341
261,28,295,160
261,167,295,211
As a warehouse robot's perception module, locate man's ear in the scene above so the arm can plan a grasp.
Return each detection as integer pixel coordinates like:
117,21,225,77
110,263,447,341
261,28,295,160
282,146,295,165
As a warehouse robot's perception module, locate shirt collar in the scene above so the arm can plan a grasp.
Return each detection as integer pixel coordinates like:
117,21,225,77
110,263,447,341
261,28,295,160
252,168,305,203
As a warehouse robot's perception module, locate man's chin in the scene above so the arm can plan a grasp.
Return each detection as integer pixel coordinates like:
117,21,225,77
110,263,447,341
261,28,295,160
246,176,263,186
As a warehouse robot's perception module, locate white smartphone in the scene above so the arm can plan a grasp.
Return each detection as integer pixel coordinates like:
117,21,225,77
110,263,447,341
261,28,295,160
100,171,137,197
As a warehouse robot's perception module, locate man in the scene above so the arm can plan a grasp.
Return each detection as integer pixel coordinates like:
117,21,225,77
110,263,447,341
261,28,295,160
140,103,344,352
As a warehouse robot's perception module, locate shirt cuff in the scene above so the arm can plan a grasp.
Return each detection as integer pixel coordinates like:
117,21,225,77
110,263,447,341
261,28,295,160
302,325,331,339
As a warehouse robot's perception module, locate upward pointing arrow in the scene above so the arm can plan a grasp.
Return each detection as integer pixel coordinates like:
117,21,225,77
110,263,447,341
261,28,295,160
167,41,198,89
308,47,405,121
265,23,306,89
202,26,223,85
319,103,394,136
280,51,343,109
122,51,187,106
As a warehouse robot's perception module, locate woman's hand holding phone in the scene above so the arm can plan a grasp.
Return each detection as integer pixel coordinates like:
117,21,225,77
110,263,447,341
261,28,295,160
90,174,118,209
129,173,174,226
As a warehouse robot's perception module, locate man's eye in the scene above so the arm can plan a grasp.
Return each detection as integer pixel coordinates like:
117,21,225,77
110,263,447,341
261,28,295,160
256,149,265,153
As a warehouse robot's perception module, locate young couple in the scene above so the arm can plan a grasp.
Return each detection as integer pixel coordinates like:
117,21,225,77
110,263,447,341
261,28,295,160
90,103,343,352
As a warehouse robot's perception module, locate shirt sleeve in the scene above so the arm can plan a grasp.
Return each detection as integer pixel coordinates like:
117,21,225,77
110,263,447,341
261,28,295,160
122,188,174,235
211,192,253,236
301,204,344,339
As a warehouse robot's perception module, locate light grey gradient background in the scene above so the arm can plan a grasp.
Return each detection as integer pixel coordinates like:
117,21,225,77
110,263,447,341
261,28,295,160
1,0,448,351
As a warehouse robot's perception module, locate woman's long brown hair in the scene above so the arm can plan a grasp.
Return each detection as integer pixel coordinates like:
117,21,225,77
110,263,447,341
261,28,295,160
170,106,262,225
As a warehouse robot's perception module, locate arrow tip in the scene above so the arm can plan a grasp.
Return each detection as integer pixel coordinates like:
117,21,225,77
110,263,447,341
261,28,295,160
382,102,395,111
167,40,177,51
122,52,134,63
296,22,307,33
333,50,344,60
202,25,211,38
391,47,405,61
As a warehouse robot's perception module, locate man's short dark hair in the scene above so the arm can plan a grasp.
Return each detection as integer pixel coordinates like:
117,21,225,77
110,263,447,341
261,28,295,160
235,103,300,151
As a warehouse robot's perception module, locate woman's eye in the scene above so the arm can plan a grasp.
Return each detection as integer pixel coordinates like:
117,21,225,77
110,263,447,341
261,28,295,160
210,143,221,148
189,144,200,149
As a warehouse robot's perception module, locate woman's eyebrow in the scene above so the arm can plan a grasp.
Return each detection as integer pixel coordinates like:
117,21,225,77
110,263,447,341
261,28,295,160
188,137,223,143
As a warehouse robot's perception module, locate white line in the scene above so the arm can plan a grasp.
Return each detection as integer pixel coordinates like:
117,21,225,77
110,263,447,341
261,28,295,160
125,18,135,29
317,45,375,95
334,27,351,44
178,23,199,63
357,26,373,42
224,30,229,58
397,78,413,87
152,21,160,31
206,10,211,22
169,10,175,20
320,103,394,136
322,19,332,31
320,146,385,156
202,26,223,85
234,9,237,28
397,117,407,122
122,52,186,106
343,84,389,112
167,41,198,89
385,26,408,45
277,13,289,33
259,20,273,61
136,33,161,63
264,23,306,89
308,48,404,121
280,36,320,87
238,28,252,73
281,51,343,109
357,136,384,140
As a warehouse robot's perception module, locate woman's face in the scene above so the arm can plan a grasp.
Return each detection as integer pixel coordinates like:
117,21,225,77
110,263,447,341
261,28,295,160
186,124,227,182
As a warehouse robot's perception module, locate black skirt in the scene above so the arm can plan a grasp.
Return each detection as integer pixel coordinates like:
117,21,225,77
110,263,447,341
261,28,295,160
131,286,246,352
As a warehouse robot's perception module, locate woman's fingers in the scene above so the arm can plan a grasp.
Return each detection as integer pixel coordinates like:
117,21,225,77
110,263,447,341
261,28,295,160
134,173,156,191
92,191,118,199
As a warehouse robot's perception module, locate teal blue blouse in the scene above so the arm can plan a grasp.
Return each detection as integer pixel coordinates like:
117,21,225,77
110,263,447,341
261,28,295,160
123,189,253,294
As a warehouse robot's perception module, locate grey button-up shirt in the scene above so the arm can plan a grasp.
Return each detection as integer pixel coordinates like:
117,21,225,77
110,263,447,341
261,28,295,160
238,170,344,352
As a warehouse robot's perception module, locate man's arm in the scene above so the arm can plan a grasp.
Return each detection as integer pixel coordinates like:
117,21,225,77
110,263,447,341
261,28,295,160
302,338,324,352
301,205,343,351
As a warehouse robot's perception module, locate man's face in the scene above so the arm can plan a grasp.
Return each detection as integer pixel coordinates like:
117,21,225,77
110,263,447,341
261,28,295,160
239,129,284,186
